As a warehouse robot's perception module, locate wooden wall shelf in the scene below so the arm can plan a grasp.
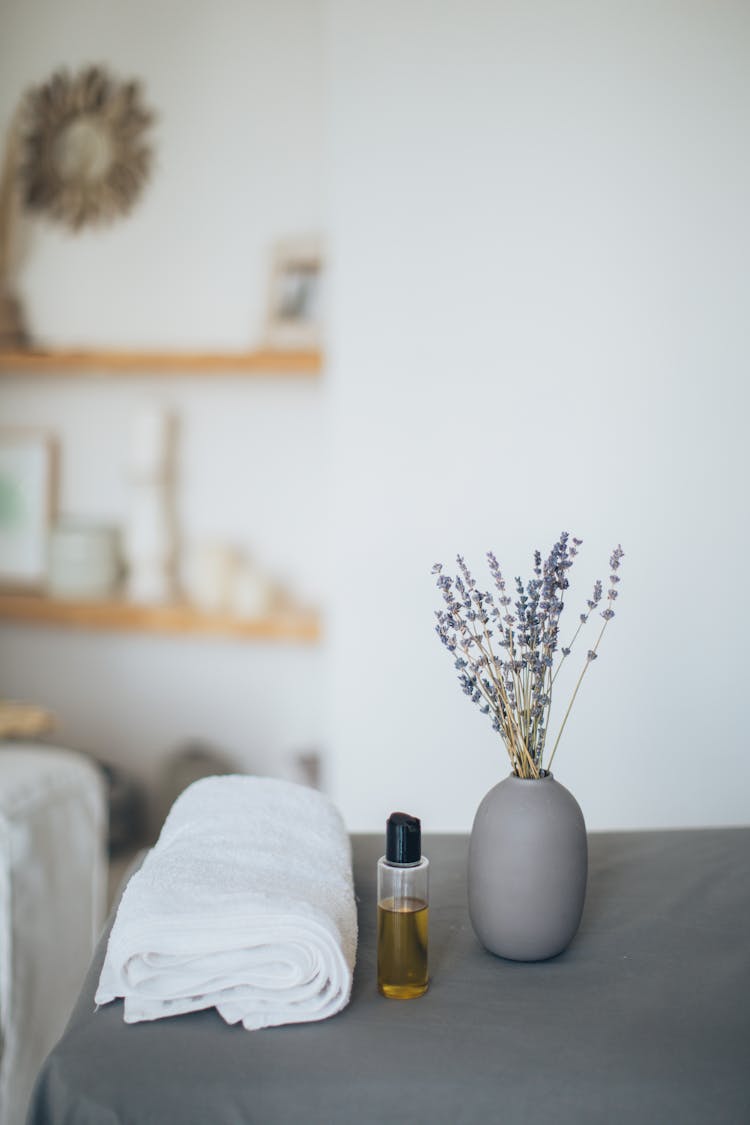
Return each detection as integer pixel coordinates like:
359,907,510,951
0,348,322,376
0,593,320,643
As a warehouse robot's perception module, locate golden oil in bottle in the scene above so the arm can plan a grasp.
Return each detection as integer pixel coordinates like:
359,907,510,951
377,813,429,999
377,896,429,999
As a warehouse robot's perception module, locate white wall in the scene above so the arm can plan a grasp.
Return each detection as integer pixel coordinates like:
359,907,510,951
0,0,327,791
326,0,750,830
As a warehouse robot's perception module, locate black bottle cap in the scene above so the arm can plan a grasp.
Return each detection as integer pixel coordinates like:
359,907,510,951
386,812,421,865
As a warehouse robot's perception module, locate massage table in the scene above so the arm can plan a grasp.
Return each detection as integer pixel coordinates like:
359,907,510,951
27,829,750,1124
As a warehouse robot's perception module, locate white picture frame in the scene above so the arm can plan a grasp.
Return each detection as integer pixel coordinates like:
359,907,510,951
264,236,323,349
0,430,55,588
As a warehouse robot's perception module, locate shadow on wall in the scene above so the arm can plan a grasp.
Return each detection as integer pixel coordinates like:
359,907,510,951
152,740,239,841
147,740,323,845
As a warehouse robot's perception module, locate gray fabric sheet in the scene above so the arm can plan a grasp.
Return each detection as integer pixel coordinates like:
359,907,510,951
27,830,750,1125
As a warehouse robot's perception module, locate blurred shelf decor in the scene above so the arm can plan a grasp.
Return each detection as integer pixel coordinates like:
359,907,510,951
0,700,55,740
0,592,320,642
0,429,55,587
265,236,323,350
0,347,322,375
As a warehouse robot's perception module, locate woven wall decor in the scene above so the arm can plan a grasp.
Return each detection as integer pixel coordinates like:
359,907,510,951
18,65,154,231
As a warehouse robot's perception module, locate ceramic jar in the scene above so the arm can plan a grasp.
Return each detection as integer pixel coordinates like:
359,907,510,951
468,772,587,961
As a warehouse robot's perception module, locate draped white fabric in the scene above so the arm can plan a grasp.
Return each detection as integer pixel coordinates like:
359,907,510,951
0,745,107,1125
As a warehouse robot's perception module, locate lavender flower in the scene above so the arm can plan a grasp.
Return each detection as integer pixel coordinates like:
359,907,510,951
433,533,624,778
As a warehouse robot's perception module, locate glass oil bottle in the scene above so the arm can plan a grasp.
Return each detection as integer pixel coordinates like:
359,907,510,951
377,812,429,999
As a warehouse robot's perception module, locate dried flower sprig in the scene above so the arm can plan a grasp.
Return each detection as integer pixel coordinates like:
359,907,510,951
433,534,624,779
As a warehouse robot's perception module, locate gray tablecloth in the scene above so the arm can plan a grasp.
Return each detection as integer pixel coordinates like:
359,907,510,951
27,830,750,1124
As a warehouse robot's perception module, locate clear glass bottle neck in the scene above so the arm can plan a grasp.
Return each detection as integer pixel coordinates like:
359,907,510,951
377,854,429,906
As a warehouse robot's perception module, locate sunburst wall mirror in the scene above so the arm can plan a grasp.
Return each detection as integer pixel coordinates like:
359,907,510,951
20,65,154,230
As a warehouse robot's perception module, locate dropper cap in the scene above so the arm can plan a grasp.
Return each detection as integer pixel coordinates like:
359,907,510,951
386,812,421,865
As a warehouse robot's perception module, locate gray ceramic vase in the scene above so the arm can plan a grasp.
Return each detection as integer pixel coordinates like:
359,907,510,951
468,772,587,961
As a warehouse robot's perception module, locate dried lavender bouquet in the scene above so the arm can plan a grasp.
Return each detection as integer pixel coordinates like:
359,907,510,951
433,533,624,779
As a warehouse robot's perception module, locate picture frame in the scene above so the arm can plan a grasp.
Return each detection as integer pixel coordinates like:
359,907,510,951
264,236,323,349
0,430,55,588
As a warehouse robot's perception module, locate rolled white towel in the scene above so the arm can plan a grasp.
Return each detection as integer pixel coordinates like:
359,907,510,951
95,776,357,1030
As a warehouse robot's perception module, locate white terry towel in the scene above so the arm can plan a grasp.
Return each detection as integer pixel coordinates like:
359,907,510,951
95,776,357,1030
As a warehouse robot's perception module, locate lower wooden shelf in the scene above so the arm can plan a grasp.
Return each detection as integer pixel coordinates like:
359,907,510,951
0,593,320,643
0,347,322,375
